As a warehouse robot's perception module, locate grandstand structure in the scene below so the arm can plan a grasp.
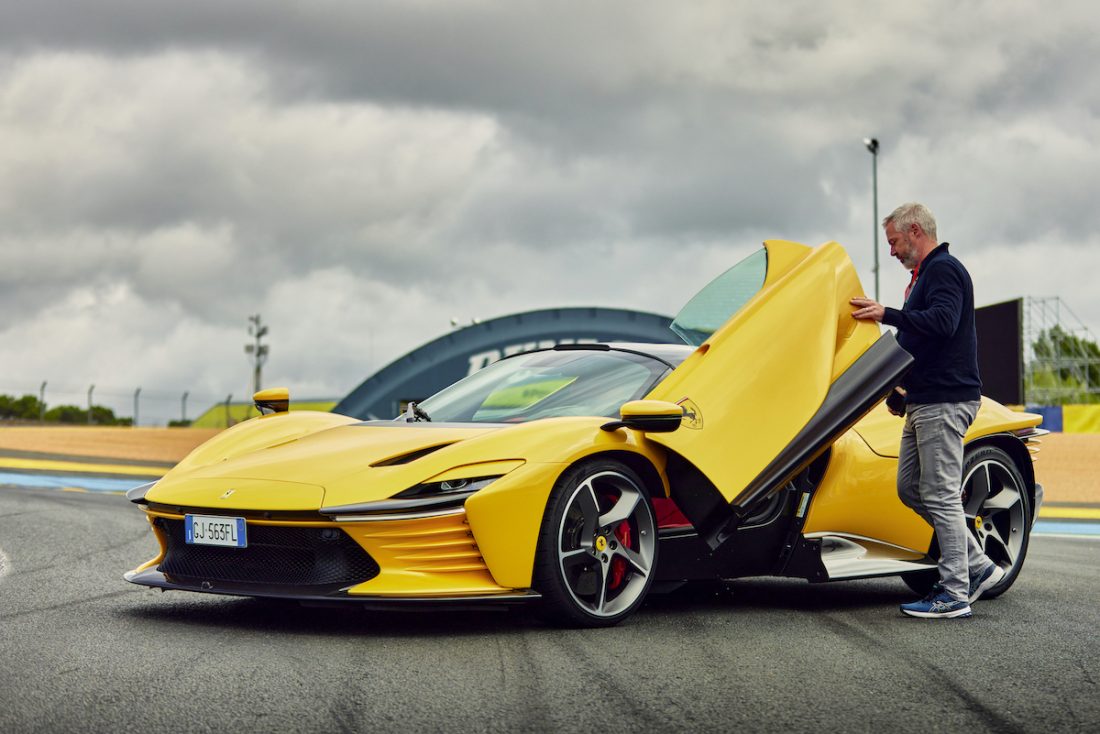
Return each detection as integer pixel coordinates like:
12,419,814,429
1024,296,1100,405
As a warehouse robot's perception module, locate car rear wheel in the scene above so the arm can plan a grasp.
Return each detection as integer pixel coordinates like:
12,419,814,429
902,445,1032,598
960,445,1031,599
533,460,658,627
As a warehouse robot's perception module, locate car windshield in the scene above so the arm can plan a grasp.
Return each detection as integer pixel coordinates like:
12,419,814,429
415,349,671,423
670,247,767,346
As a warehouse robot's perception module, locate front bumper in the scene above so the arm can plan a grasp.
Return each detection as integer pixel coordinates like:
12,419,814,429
128,505,525,601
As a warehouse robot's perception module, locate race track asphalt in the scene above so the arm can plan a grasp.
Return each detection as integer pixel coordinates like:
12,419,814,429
1,486,1098,733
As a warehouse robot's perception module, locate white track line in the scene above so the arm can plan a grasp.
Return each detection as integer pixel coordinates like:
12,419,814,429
0,547,10,580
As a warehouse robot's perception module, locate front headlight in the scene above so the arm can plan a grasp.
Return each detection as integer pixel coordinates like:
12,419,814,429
319,460,524,520
320,476,505,520
393,476,500,500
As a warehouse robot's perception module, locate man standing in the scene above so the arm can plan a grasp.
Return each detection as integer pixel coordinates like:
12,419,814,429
850,202,1003,619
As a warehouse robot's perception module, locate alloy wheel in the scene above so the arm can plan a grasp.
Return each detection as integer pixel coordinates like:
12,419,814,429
555,470,657,619
961,456,1028,571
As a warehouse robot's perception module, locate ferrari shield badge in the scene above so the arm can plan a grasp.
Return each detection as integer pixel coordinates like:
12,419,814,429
676,398,703,429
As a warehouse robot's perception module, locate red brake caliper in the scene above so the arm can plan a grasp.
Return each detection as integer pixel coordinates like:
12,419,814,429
608,509,633,590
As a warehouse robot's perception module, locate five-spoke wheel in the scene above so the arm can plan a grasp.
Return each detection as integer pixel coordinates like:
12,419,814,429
534,460,657,627
904,444,1031,597
959,445,1030,599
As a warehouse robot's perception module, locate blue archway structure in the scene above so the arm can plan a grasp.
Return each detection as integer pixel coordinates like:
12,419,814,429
334,307,675,420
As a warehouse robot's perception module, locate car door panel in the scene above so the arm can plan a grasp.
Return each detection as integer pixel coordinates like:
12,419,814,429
646,241,910,523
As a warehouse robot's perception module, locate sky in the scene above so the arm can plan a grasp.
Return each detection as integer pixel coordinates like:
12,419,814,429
2,1,1099,425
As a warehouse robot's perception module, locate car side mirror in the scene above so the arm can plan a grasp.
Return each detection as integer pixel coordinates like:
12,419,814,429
601,400,683,433
254,387,290,415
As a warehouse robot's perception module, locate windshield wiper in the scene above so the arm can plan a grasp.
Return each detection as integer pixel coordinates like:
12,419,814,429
403,401,432,422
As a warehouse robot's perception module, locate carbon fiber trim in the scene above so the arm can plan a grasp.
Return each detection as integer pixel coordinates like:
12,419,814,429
124,568,540,607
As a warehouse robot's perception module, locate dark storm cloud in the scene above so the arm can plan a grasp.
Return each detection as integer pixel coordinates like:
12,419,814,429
2,1,1099,423
12,0,1086,247
11,0,1095,245
0,2,867,237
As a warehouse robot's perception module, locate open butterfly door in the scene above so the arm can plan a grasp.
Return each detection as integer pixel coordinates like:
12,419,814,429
645,240,912,547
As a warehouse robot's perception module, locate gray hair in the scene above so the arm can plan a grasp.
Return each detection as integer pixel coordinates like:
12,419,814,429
883,202,937,242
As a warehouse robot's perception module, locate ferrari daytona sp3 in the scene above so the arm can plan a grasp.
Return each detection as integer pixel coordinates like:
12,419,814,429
126,239,1045,626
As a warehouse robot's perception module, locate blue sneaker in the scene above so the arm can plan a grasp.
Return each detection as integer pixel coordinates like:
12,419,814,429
969,564,1005,603
900,590,972,619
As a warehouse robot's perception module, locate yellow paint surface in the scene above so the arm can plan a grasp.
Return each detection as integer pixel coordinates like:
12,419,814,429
1063,405,1100,434
0,457,169,477
647,240,881,503
1038,506,1100,520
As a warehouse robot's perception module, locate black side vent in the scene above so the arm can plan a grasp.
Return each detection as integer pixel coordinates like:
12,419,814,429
370,443,454,467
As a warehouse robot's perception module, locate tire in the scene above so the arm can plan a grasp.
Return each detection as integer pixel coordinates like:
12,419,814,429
533,459,658,627
901,568,939,597
960,445,1031,599
902,444,1032,598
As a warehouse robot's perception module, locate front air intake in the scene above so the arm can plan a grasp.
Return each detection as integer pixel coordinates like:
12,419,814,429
155,518,379,592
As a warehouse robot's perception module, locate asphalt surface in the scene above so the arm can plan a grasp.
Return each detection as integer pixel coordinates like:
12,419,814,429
1,486,1098,733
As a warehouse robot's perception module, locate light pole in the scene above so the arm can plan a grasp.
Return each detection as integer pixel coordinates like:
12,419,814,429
181,391,189,425
863,137,880,302
39,381,47,422
133,387,141,428
87,384,95,425
245,314,269,396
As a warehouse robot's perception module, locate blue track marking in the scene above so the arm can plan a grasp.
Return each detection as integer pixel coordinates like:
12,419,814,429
1033,520,1100,537
0,471,143,493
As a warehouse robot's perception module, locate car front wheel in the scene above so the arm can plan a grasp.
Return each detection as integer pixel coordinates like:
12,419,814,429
533,460,658,627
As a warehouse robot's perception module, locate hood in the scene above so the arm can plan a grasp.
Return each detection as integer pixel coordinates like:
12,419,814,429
146,422,508,511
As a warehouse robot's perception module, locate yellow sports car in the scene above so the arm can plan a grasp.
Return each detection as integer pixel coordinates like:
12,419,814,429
126,240,1045,626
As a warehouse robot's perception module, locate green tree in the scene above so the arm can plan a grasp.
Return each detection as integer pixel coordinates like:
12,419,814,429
0,393,45,420
44,404,89,423
1029,326,1100,404
89,405,121,425
42,403,131,425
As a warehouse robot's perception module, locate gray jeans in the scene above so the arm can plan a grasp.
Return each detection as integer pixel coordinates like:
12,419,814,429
897,401,990,601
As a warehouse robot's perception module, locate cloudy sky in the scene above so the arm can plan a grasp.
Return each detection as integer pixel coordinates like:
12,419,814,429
2,1,1099,424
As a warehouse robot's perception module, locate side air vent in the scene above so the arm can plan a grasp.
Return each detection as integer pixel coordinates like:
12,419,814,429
370,443,455,467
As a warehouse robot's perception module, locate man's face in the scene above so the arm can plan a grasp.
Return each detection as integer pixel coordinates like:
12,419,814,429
886,222,919,270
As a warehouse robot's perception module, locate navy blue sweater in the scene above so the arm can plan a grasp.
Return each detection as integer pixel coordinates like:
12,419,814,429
881,243,982,404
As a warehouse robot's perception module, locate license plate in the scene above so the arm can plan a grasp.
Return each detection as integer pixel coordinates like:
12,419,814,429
185,515,247,548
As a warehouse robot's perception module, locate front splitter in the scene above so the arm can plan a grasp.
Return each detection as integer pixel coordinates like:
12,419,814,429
124,567,540,610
